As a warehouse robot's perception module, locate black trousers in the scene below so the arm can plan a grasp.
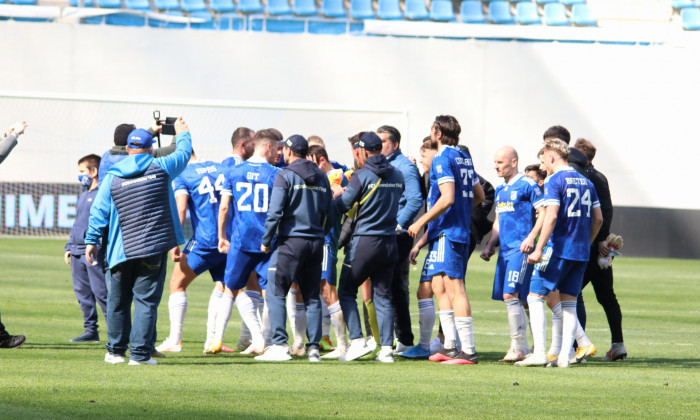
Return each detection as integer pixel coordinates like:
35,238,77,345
0,312,7,339
392,233,415,346
578,256,623,344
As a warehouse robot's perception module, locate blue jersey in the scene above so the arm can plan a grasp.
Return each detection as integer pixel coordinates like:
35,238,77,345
426,146,480,244
495,173,544,256
172,161,227,250
221,157,280,253
221,154,244,168
541,167,600,261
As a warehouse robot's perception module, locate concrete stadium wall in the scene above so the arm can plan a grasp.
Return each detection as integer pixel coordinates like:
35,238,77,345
0,22,698,257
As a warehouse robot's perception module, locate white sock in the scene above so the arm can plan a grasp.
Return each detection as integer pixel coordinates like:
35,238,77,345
418,299,435,350
168,292,187,344
559,300,578,364
549,308,562,357
246,290,262,318
521,304,531,349
455,317,475,355
207,290,223,343
236,292,263,344
262,300,272,347
438,310,457,350
505,298,528,351
527,295,546,354
286,288,298,340
294,302,307,344
328,301,347,350
321,297,331,337
551,301,591,349
214,293,234,342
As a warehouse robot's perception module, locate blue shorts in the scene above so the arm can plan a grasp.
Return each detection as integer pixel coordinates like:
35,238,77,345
529,253,587,297
422,235,468,281
224,247,271,291
183,240,226,283
321,244,338,286
491,250,533,301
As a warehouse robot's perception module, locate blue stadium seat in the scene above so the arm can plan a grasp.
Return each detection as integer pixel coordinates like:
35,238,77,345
125,0,150,10
210,0,236,12
571,4,596,26
404,0,429,20
8,0,39,5
153,0,179,10
238,0,264,13
267,0,292,15
320,0,346,17
377,0,402,20
560,0,587,5
536,0,558,4
96,0,121,7
543,3,568,25
181,0,207,12
681,8,700,30
460,1,485,24
292,0,318,16
515,1,540,24
69,0,95,6
672,0,696,9
487,1,514,24
148,10,187,28
106,12,146,26
430,0,455,21
350,0,374,19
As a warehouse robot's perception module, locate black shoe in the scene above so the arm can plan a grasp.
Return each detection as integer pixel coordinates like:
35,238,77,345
0,334,26,348
69,331,100,343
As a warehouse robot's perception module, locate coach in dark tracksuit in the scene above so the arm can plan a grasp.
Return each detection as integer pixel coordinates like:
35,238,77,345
335,132,404,361
261,135,332,360
64,154,108,343
85,120,191,365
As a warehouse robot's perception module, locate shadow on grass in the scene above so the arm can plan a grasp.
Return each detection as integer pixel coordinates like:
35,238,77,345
587,358,700,369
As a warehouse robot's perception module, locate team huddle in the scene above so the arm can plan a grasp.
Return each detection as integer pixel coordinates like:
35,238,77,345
70,114,614,367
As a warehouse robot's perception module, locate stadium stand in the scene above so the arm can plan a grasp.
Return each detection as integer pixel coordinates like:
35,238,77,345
320,0,346,17
487,1,515,24
430,0,455,21
460,1,485,24
377,0,403,20
515,2,541,25
681,7,700,29
210,0,237,12
571,3,596,26
544,3,568,26
181,0,207,13
267,0,292,16
672,0,696,9
238,0,264,14
96,0,122,8
350,0,375,19
404,0,430,20
292,0,317,16
124,0,149,9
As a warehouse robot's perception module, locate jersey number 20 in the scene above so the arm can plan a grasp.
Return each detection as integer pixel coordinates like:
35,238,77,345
236,182,269,212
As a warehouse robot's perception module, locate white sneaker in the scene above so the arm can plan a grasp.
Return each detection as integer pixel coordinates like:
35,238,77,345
237,336,252,352
241,340,264,355
341,338,372,361
156,339,182,353
375,346,395,363
365,336,377,352
104,352,125,364
514,351,548,367
290,341,306,357
321,346,347,359
308,348,321,363
429,337,443,355
254,344,292,361
128,358,157,365
393,342,411,355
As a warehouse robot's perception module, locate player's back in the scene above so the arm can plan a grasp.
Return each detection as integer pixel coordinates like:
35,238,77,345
427,146,478,244
221,154,244,169
495,174,544,255
173,161,227,250
224,158,280,252
544,168,600,261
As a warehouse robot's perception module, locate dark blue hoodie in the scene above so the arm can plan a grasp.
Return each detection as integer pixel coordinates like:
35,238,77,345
335,154,404,237
262,158,332,247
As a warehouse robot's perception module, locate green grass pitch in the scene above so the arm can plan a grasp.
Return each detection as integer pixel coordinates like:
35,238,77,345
0,238,698,419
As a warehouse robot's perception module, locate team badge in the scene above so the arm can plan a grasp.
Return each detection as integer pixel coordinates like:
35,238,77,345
436,165,442,174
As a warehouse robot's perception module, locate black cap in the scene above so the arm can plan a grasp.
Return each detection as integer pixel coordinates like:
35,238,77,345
357,132,382,152
280,135,309,156
114,123,136,146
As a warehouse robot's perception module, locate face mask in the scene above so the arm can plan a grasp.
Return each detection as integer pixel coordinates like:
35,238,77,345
78,174,92,187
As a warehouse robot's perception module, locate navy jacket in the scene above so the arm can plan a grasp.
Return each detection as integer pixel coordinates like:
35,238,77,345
65,187,99,256
386,149,422,231
262,159,332,247
335,154,404,237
